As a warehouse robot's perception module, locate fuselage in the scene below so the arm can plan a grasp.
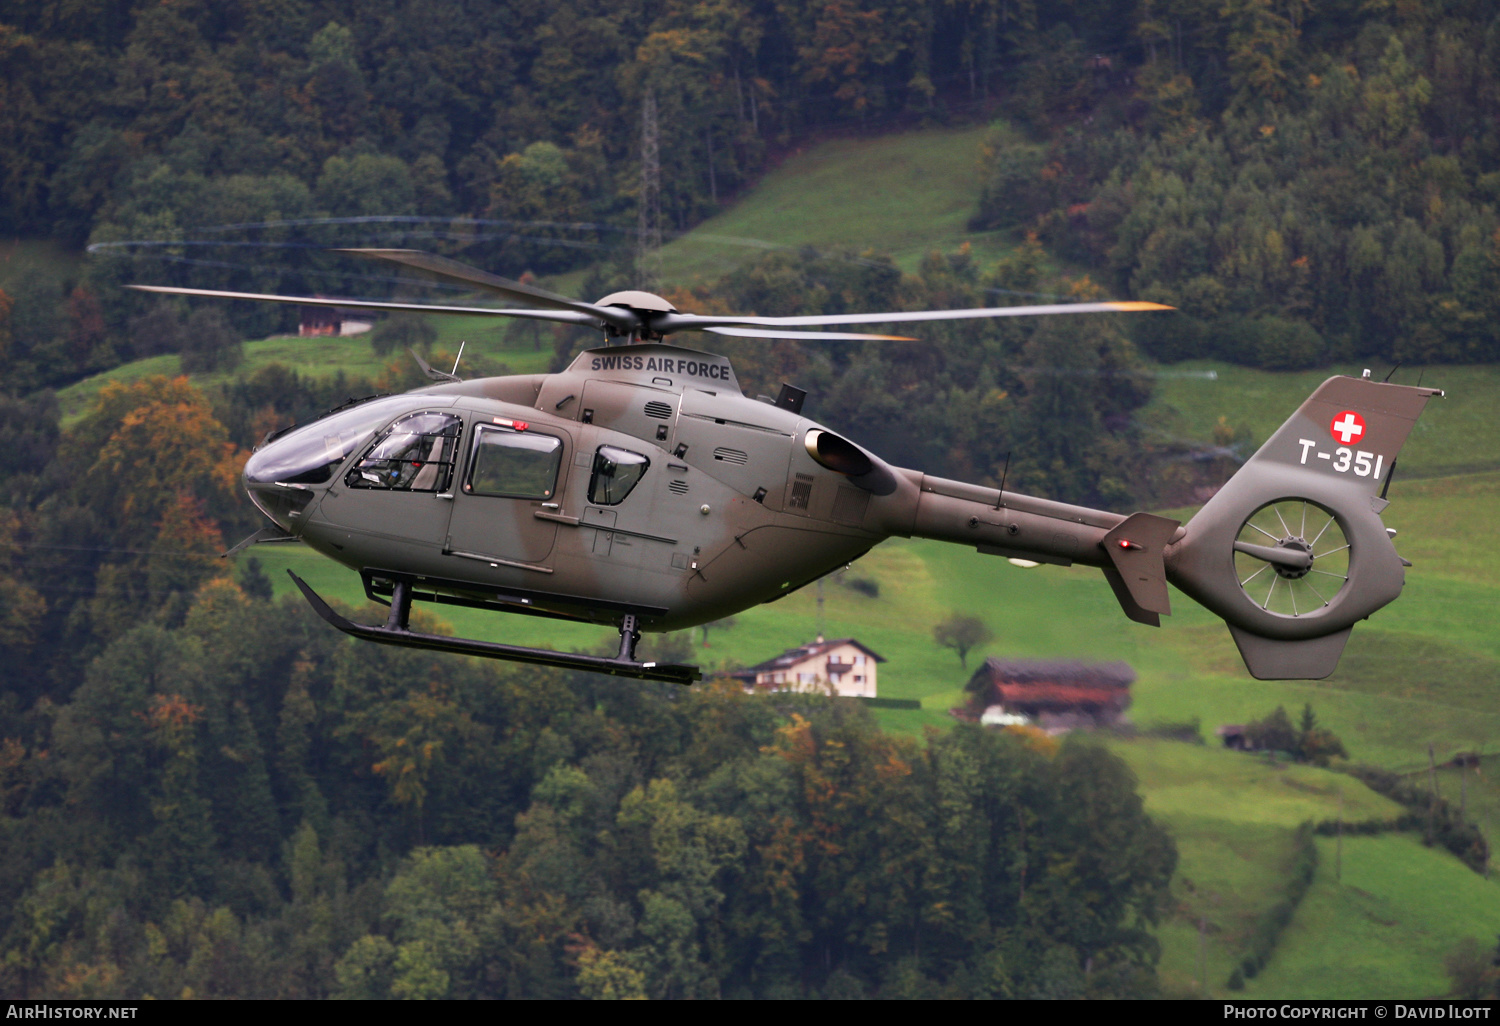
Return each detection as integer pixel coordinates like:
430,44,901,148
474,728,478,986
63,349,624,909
246,345,889,630
244,343,1130,633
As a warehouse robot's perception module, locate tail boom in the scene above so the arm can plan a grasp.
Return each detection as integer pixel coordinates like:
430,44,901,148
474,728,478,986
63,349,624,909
891,374,1441,680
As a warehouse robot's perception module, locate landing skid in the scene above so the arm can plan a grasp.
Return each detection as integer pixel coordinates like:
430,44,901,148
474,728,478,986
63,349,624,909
287,571,701,686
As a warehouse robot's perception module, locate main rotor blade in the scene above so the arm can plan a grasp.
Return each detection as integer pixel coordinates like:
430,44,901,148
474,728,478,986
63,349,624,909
126,285,605,327
702,325,918,341
334,248,637,331
660,300,1172,332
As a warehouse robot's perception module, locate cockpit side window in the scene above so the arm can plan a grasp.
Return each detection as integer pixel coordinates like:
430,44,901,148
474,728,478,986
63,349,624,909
588,445,650,505
465,426,563,499
245,395,442,486
346,411,463,492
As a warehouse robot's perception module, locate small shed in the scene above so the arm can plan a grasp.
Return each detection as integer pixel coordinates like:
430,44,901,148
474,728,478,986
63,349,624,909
1217,724,1252,750
963,658,1135,731
299,304,343,337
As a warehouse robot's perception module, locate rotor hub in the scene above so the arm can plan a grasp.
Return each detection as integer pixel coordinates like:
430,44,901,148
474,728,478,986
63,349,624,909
1272,537,1313,579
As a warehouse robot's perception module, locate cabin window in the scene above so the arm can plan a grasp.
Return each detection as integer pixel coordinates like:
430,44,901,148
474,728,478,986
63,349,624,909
466,426,563,499
589,445,650,505
346,411,463,492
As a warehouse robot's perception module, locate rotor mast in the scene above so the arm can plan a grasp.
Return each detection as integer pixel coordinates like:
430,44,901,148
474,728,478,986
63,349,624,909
636,89,663,299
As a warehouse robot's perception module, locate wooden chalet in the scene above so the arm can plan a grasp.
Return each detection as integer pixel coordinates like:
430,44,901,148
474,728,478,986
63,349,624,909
961,658,1135,731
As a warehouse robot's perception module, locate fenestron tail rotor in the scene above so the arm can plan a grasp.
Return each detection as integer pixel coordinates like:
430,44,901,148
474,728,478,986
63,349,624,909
128,247,1174,343
1232,499,1351,618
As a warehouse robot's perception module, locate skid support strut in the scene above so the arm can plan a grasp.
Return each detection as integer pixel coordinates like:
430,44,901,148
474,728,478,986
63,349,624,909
617,614,640,661
386,579,412,631
288,571,700,685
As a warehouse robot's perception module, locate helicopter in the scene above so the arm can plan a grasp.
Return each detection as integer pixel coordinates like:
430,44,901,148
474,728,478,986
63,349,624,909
130,248,1444,685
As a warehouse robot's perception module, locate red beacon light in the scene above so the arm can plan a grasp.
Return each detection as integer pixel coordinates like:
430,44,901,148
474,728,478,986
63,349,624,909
1118,539,1143,550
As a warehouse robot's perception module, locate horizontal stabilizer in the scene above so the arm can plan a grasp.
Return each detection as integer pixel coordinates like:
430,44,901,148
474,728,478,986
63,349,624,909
1102,567,1160,627
1100,512,1181,623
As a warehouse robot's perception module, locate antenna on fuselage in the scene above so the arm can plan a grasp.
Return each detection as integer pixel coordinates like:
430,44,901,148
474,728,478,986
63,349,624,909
994,451,1012,511
451,340,466,377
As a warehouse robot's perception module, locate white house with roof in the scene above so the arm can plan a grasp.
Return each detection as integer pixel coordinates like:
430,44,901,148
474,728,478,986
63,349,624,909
729,637,886,698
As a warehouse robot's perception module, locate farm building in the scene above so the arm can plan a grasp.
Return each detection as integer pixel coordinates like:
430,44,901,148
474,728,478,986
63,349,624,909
959,658,1136,731
298,304,372,337
729,637,885,698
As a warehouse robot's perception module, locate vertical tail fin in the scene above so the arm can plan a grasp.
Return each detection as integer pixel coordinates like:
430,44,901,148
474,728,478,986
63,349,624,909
1166,374,1444,679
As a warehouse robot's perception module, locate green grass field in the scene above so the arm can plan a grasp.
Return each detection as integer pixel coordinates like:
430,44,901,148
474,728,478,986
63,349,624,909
1109,739,1406,998
1242,834,1500,999
655,124,1018,282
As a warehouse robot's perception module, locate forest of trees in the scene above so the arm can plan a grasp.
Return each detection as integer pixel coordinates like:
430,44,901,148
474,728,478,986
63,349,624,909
3,0,1498,389
971,5,1500,369
0,356,1178,998
0,0,1495,505
0,589,1177,998
0,376,1177,997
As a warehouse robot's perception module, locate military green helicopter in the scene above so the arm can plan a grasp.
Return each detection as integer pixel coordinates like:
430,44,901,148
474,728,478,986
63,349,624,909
131,249,1443,685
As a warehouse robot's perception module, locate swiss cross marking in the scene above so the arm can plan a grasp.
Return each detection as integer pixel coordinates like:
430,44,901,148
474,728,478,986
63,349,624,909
1330,410,1366,445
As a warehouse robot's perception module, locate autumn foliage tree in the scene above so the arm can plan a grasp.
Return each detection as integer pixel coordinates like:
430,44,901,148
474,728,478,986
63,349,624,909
58,376,243,638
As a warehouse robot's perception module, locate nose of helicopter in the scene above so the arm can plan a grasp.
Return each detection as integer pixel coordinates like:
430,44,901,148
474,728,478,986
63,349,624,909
240,394,428,532
243,441,321,532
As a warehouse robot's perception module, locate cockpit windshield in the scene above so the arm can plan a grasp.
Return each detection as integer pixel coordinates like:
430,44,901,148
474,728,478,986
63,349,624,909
245,396,451,485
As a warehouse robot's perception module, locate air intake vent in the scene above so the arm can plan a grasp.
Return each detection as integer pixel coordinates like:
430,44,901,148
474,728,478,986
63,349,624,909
713,447,749,465
668,479,689,495
644,400,673,419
